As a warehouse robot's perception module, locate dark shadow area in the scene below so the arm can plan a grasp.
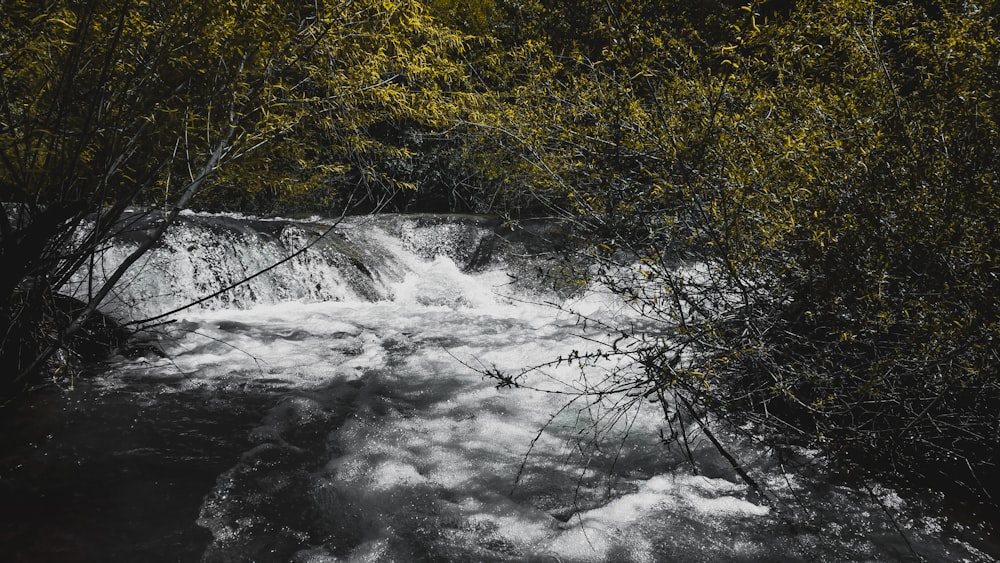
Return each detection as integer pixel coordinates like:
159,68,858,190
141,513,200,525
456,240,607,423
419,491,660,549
0,380,278,563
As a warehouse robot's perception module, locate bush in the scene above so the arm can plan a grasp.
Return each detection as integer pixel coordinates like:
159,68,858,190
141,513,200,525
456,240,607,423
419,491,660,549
472,0,1000,508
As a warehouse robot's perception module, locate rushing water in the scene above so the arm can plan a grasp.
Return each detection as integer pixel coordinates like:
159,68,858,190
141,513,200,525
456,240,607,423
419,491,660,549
1,213,996,562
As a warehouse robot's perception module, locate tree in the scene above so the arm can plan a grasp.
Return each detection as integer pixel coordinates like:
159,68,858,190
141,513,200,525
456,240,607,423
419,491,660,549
0,0,471,395
470,0,1000,511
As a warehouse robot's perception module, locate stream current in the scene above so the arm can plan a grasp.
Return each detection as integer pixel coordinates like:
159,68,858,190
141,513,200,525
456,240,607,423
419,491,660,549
1,212,995,562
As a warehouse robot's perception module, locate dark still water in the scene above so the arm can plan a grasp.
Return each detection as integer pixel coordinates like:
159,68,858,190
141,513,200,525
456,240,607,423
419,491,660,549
1,382,278,562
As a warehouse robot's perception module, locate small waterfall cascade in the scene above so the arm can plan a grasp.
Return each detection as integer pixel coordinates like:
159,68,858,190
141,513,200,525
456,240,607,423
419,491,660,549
67,212,525,321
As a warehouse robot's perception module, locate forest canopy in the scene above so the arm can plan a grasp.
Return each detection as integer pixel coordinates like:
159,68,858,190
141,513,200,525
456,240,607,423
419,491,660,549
2,0,998,514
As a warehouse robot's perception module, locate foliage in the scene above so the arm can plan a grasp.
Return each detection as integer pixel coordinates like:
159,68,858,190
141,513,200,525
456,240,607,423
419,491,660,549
202,0,480,213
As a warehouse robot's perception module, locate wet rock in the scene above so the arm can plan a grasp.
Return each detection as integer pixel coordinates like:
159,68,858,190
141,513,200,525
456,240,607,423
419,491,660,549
52,294,128,363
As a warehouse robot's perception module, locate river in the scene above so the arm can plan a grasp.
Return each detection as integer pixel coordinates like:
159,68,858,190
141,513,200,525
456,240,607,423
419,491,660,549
0,213,994,562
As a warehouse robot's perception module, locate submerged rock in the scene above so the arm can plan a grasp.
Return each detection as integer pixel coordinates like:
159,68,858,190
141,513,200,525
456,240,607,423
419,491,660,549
1,291,128,399
53,294,128,363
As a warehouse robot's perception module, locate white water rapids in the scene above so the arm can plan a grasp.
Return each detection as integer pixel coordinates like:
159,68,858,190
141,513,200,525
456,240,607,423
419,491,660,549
4,213,994,562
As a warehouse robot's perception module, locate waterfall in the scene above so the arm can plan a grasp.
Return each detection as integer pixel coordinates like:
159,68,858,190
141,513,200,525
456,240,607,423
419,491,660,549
67,212,526,320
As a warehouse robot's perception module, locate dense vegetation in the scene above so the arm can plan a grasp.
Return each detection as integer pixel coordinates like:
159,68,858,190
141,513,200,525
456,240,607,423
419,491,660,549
3,0,997,519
